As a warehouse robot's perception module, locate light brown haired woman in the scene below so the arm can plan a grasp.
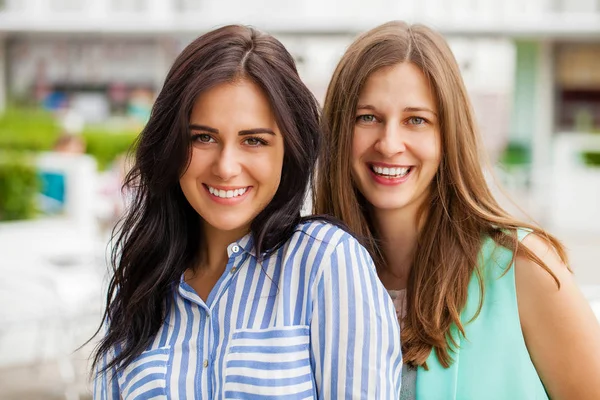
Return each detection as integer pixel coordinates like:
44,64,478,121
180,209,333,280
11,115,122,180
315,20,600,399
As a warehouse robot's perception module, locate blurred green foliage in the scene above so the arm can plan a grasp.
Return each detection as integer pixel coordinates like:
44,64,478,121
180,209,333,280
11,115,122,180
582,151,600,167
0,108,61,151
0,107,139,221
500,141,531,166
0,152,39,221
0,107,139,170
0,108,54,221
82,128,138,170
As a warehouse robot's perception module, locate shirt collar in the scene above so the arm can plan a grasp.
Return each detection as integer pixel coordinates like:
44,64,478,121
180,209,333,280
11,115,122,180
230,232,255,258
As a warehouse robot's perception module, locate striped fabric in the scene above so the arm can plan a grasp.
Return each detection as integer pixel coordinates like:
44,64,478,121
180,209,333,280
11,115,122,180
94,220,402,399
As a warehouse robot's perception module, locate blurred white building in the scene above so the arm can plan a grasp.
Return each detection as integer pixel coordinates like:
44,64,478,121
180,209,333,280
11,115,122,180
1,0,600,228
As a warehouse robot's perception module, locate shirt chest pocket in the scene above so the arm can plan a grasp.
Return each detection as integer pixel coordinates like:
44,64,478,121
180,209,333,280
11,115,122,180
224,325,316,399
117,347,170,400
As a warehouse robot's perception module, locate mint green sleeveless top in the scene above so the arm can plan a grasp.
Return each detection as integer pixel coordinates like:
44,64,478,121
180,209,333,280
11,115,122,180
415,229,548,400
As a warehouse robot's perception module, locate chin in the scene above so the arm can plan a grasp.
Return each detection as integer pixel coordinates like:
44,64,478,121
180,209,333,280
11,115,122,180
365,196,410,212
373,203,408,212
202,216,252,233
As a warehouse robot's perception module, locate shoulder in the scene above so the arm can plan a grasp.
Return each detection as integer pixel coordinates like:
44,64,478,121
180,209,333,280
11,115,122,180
285,219,374,277
480,228,568,286
513,234,600,399
290,221,381,303
513,231,577,326
480,228,555,271
291,218,358,251
515,232,569,292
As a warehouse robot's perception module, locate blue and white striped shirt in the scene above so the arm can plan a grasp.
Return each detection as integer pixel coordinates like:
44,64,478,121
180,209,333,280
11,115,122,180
94,220,402,399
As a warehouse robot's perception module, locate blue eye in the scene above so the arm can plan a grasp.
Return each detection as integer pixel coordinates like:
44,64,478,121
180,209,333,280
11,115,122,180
356,114,378,124
407,117,426,125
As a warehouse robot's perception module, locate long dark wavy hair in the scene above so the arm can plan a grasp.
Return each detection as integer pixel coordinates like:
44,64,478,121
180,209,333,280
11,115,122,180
91,24,324,374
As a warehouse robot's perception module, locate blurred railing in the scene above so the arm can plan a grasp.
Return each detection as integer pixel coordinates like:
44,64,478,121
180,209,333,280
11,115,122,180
0,0,599,36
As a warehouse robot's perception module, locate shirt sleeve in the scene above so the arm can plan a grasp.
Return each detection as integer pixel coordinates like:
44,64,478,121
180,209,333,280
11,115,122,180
93,347,121,400
309,235,403,399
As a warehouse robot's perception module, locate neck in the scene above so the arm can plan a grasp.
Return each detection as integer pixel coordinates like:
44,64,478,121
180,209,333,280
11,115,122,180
373,205,422,290
200,223,249,273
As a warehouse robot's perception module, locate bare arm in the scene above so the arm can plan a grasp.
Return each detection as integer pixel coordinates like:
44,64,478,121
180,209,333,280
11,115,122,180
516,233,600,400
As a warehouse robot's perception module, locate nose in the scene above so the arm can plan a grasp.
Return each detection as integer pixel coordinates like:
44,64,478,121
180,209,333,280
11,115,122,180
373,122,407,157
212,145,242,181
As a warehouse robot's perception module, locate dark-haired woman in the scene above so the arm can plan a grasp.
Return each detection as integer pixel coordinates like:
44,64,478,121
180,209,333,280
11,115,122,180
92,25,402,400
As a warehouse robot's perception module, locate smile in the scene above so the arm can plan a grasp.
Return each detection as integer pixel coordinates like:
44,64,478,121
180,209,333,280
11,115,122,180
206,184,250,199
370,164,412,178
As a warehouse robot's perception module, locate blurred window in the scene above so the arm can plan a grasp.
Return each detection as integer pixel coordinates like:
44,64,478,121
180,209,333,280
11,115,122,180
556,44,600,131
552,0,599,12
50,0,87,11
0,0,25,11
111,0,148,12
556,44,600,88
557,90,600,132
175,0,202,11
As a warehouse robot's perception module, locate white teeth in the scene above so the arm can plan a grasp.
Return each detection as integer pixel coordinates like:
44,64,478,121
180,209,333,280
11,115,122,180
207,185,248,199
371,165,410,177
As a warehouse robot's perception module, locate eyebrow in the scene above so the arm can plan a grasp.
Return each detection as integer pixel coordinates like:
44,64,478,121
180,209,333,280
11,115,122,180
189,124,218,133
404,107,438,117
239,128,276,136
356,104,438,117
356,104,377,111
189,124,275,135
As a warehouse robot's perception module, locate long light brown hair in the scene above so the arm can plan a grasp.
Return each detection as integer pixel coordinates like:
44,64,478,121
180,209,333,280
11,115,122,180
314,21,567,368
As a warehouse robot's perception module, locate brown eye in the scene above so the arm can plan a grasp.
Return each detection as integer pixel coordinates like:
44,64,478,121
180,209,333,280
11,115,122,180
192,134,215,143
244,137,267,146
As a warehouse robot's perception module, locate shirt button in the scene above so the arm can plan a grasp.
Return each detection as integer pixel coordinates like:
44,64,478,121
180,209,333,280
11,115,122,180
231,245,240,253
203,359,208,368
231,267,237,274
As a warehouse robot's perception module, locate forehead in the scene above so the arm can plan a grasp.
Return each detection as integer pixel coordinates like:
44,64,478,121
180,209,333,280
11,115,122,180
190,79,279,131
358,63,437,112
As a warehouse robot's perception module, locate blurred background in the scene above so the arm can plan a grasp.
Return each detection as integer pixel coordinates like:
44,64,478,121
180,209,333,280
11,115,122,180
0,0,599,399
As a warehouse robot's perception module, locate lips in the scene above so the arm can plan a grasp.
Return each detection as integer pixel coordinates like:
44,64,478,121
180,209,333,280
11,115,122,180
367,163,414,186
202,184,252,205
206,184,249,199
370,164,411,178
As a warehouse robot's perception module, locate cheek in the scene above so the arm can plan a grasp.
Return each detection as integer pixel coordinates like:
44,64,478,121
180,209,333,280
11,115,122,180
181,151,208,180
351,130,370,163
418,132,442,166
263,168,282,189
252,151,284,188
431,134,442,167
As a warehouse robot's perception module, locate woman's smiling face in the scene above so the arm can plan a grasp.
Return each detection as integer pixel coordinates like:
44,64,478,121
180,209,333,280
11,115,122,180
179,78,285,235
351,62,441,216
